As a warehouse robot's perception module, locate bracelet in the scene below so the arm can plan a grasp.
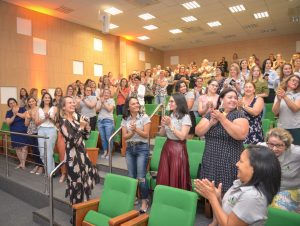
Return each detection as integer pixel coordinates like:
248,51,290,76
170,125,175,133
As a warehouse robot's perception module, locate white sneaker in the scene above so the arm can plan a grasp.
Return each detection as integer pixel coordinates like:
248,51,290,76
105,155,109,160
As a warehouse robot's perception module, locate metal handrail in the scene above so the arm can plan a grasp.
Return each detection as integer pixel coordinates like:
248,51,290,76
0,129,49,193
107,103,165,173
49,160,66,226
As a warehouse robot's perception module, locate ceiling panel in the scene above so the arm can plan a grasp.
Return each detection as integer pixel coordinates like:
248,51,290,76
3,0,300,50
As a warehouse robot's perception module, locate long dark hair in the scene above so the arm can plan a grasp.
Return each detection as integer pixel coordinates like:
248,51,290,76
40,92,53,108
174,80,187,93
170,93,188,119
19,88,29,99
216,88,238,109
245,145,281,204
122,96,142,120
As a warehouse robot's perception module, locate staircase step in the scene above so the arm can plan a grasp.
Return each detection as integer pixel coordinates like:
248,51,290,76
33,206,71,226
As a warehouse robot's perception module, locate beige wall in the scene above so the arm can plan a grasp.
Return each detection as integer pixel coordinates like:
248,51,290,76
0,1,163,123
163,34,300,67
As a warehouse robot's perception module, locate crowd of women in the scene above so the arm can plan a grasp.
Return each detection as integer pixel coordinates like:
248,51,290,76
4,52,300,223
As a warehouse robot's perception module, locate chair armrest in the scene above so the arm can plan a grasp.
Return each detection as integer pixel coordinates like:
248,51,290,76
82,221,95,226
73,198,100,226
120,214,149,226
109,210,139,226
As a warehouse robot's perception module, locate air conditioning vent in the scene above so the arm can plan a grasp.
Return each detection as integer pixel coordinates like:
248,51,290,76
126,0,160,7
55,6,74,14
181,26,203,33
223,34,236,39
242,24,258,30
204,31,217,35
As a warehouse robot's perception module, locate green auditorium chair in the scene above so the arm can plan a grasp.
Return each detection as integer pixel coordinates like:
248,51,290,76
145,104,161,138
264,103,276,122
265,207,300,226
187,139,205,193
146,136,167,190
144,104,158,116
0,122,10,153
262,118,272,137
54,130,99,165
121,185,198,226
113,115,123,144
73,173,139,226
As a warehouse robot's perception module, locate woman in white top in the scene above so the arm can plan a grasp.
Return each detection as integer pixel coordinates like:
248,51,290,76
272,75,300,145
262,59,279,103
223,63,245,98
35,92,58,176
157,93,192,190
239,59,250,81
96,88,115,159
175,81,195,138
195,145,281,226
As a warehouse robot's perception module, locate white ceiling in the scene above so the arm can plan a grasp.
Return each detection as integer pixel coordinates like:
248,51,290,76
3,0,300,50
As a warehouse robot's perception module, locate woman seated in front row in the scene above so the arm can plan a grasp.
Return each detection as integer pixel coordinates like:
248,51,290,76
261,128,300,213
195,145,281,226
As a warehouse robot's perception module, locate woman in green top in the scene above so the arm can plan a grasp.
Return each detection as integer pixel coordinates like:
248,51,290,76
249,66,269,99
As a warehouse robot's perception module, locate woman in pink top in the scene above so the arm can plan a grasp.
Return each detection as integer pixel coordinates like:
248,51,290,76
198,79,219,116
116,78,130,115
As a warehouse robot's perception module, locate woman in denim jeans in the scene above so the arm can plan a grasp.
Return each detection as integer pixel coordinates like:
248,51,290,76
121,97,151,213
96,88,115,159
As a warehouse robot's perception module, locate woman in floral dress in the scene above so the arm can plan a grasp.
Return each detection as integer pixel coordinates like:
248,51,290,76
59,96,100,204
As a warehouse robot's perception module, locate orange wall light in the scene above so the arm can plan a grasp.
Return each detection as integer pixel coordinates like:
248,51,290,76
122,35,135,41
26,5,53,16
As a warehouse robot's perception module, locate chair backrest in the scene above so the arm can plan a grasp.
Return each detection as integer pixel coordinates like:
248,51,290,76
145,104,158,116
98,173,137,218
114,115,123,143
1,122,10,131
187,139,205,179
150,136,167,171
265,207,300,226
85,131,99,148
264,103,275,121
262,118,272,137
195,116,202,125
148,185,198,226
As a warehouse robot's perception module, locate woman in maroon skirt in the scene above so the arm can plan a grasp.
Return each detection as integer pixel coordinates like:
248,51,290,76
157,93,192,190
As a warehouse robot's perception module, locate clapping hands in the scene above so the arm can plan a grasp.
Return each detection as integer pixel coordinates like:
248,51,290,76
194,179,222,201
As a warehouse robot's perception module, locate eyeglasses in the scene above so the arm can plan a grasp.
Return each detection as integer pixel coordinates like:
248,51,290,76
267,142,285,149
289,79,299,84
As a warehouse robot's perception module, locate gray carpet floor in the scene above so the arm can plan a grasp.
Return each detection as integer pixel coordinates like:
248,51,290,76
0,189,39,226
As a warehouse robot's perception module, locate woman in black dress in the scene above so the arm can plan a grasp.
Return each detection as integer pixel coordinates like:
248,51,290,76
59,96,100,204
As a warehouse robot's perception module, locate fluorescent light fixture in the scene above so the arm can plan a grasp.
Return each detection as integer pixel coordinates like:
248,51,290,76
137,36,150,40
182,1,200,10
254,11,269,19
181,16,197,22
138,13,155,20
169,29,182,34
143,25,158,30
207,21,222,27
104,7,123,15
109,23,119,29
229,4,246,13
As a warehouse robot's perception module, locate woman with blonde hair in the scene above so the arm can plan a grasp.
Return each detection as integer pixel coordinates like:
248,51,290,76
249,66,269,98
223,63,245,97
53,87,63,107
273,75,300,145
260,128,300,213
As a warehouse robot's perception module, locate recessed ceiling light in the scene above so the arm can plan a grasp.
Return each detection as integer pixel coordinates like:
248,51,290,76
143,25,158,30
109,23,119,29
137,36,150,40
181,16,197,22
207,21,222,27
229,4,246,13
169,29,182,34
138,13,155,20
182,1,200,10
104,7,123,15
254,11,269,19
